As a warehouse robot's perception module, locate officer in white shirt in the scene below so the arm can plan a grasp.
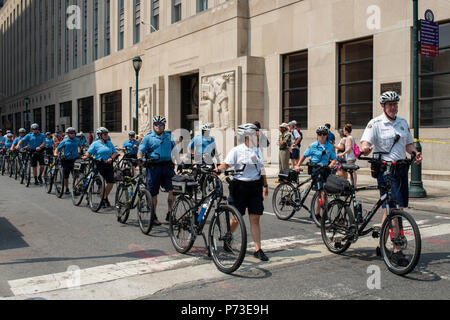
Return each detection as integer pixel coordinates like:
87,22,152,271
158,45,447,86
216,123,269,261
360,91,422,263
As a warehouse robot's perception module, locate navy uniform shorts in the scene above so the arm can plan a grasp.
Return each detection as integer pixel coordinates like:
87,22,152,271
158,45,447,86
145,164,175,197
377,167,409,208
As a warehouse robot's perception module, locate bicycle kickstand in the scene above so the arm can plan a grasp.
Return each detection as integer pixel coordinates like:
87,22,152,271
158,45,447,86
201,232,211,257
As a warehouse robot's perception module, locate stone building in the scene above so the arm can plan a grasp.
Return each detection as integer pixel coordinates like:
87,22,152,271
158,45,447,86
0,0,449,169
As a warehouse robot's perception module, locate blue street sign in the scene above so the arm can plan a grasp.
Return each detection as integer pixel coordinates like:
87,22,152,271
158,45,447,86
420,19,439,48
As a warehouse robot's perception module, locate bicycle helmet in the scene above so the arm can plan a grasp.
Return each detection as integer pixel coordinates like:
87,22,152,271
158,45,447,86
66,127,76,134
128,131,136,136
6,133,13,138
237,123,258,136
6,130,11,134
380,91,400,104
19,128,26,133
45,132,52,136
76,132,83,137
316,126,329,135
96,127,109,135
201,123,211,131
31,123,39,130
152,115,166,125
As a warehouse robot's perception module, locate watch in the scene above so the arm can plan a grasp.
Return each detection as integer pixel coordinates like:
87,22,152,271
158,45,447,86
264,185,268,188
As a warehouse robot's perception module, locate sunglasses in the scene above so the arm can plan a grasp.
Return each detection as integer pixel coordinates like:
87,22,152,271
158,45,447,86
318,133,328,136
154,123,165,127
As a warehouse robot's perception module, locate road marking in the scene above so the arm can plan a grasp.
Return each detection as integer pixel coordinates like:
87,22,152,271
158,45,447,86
5,223,450,299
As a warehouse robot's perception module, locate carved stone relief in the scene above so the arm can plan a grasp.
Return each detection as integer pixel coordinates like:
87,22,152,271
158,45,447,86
132,88,152,135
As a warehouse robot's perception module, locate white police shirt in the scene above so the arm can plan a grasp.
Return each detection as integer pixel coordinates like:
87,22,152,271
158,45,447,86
361,113,414,162
224,144,264,182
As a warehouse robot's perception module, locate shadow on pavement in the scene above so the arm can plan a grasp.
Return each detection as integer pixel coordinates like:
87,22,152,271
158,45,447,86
0,217,29,251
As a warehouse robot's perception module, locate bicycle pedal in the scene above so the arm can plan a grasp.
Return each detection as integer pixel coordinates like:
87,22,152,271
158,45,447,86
372,231,380,239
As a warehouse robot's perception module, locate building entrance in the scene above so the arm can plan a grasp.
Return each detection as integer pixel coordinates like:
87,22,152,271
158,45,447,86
180,73,199,135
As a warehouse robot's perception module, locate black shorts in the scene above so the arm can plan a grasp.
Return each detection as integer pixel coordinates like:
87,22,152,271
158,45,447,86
30,152,45,167
311,167,331,191
96,162,115,184
232,179,264,216
61,159,75,179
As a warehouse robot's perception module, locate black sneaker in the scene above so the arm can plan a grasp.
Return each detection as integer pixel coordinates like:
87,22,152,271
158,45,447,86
38,176,43,184
34,178,39,185
152,217,162,226
253,249,269,262
102,198,112,209
165,212,171,223
65,189,70,195
391,251,409,267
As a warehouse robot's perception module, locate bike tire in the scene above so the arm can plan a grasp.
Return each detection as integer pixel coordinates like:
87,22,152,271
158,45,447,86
0,157,5,176
71,172,85,206
380,209,421,276
88,175,105,213
272,182,298,220
311,190,326,227
25,160,32,187
209,204,247,274
55,168,65,198
320,199,352,254
169,195,196,254
14,158,19,180
115,184,131,224
137,188,155,234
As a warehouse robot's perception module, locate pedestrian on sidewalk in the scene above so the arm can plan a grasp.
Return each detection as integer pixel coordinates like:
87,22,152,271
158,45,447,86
325,123,336,148
277,123,291,183
360,91,423,265
335,129,348,180
337,123,357,188
289,121,302,168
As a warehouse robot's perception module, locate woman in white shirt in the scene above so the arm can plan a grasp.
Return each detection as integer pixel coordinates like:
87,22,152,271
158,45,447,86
215,123,269,261
335,129,348,180
337,123,357,187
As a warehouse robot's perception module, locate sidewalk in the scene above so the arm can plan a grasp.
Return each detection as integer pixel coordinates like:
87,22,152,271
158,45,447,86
265,165,450,215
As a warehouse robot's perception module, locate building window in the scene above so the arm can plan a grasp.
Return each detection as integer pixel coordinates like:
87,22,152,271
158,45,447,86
50,0,55,78
133,0,140,44
78,96,94,133
93,0,98,61
60,101,73,130
83,0,88,64
45,105,55,133
338,38,373,128
104,0,111,56
151,0,159,32
14,112,21,133
197,0,207,13
33,107,42,130
101,90,122,133
118,0,124,51
172,0,181,23
282,51,308,129
419,22,450,128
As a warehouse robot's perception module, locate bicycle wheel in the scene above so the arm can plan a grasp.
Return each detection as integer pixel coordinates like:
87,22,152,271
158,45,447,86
71,172,86,206
14,158,20,180
380,209,421,276
137,188,155,234
88,175,105,212
20,159,26,184
321,199,352,254
54,168,65,198
169,195,196,253
8,157,14,177
0,156,5,176
25,160,32,187
209,204,247,274
115,184,131,224
311,190,327,227
272,183,298,220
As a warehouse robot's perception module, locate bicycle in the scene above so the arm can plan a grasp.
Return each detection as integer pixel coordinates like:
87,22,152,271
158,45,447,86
169,166,247,274
320,152,421,276
44,152,66,197
20,149,43,188
114,158,156,235
71,157,107,213
272,163,334,227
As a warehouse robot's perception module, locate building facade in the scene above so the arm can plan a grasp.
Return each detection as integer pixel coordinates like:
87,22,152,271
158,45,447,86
0,0,449,170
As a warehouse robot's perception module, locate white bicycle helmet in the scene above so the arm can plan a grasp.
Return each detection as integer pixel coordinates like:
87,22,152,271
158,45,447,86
316,126,329,135
152,115,166,125
19,128,26,133
96,127,109,135
201,123,211,131
380,91,400,104
66,127,76,134
237,123,258,136
31,123,39,130
128,131,136,136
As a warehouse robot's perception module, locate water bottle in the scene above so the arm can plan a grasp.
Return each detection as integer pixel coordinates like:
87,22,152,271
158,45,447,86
354,201,363,223
129,187,133,199
197,203,208,223
83,177,89,189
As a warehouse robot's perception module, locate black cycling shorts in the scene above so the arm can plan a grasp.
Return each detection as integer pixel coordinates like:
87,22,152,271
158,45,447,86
61,159,76,179
30,152,45,167
96,162,116,184
232,179,264,216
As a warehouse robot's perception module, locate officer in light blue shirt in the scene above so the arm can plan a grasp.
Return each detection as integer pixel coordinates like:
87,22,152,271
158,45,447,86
138,115,180,225
188,123,218,165
3,133,14,150
77,132,88,147
12,128,27,149
55,128,81,194
122,131,140,157
17,124,47,185
83,127,118,209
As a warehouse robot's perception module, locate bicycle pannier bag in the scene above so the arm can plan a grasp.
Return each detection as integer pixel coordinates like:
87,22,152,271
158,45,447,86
172,175,198,195
324,174,352,195
278,169,298,182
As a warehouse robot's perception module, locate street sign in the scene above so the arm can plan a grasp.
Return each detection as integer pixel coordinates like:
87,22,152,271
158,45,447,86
420,10,439,57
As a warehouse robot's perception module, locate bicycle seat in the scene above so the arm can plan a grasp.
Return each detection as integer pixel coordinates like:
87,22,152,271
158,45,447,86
341,164,360,171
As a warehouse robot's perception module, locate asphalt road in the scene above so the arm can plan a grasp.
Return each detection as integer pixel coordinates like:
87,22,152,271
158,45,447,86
0,173,449,300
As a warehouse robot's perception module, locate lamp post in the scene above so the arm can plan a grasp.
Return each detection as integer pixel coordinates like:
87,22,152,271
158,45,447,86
409,0,427,198
132,56,142,134
24,96,30,130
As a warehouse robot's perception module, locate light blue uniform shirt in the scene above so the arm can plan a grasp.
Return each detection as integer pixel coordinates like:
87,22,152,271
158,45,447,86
4,138,14,149
188,134,216,155
21,132,45,150
56,137,79,160
13,136,26,148
0,136,5,146
78,135,88,147
45,138,54,149
87,140,117,161
303,141,337,165
123,139,140,155
139,131,177,163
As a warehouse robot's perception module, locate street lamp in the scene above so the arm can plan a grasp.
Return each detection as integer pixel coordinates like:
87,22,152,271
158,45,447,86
132,56,143,133
24,96,30,130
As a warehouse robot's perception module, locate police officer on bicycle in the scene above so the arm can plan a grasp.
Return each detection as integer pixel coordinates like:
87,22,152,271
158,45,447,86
55,128,81,195
16,123,46,185
138,116,179,225
188,123,219,165
295,126,337,222
360,91,422,265
122,131,140,159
